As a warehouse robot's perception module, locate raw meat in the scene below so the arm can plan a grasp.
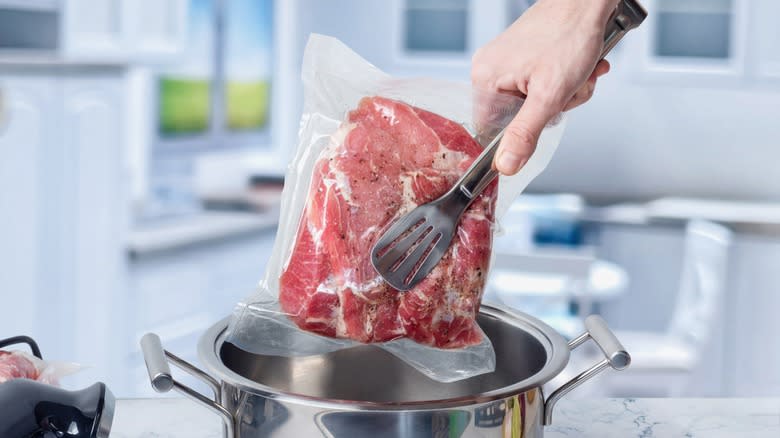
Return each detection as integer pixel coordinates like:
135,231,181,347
279,96,496,348
0,351,39,383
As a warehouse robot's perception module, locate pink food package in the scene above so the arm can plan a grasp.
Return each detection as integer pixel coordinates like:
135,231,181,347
279,96,496,349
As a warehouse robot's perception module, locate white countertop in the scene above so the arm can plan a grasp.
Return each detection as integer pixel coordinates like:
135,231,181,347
583,197,780,235
112,397,780,437
127,210,278,257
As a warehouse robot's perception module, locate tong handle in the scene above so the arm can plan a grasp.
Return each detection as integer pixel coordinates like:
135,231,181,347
602,0,647,59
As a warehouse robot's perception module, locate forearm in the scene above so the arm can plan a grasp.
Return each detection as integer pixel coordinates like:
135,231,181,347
551,0,621,41
516,0,619,30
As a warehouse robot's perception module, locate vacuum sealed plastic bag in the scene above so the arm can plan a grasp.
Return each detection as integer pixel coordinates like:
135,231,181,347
226,34,566,382
0,350,83,386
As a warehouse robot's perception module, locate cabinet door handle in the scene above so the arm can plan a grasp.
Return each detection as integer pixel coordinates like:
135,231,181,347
0,88,7,134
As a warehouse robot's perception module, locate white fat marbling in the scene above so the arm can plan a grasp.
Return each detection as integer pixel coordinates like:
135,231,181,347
112,397,780,437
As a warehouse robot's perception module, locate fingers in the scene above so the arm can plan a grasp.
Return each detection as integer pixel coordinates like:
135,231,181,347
563,60,610,111
482,61,612,175
472,89,503,140
472,87,528,146
493,60,610,174
594,59,610,77
564,79,596,111
495,91,559,175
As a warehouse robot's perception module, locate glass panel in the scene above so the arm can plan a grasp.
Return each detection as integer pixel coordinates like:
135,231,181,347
406,0,467,10
656,0,732,14
655,11,731,58
157,0,214,136
0,8,59,50
223,0,273,132
404,0,468,52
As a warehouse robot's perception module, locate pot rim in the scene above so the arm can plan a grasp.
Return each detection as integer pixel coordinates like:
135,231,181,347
197,303,571,411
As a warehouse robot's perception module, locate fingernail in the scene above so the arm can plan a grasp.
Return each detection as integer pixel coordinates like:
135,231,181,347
497,150,527,174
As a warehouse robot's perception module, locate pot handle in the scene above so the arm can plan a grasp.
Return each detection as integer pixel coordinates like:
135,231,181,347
140,333,236,438
543,315,630,425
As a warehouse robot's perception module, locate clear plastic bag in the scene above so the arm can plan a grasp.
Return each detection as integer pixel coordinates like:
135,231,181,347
226,34,566,382
0,350,84,386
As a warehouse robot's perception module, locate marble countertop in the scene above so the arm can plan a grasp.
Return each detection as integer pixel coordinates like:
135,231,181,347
112,397,780,437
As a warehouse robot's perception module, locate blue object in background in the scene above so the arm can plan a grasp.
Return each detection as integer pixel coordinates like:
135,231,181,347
532,214,583,246
508,194,585,247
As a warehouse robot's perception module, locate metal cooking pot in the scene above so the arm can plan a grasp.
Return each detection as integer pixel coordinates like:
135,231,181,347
141,304,630,437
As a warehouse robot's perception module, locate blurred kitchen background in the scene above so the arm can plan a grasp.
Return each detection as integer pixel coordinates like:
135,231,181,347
1,0,779,399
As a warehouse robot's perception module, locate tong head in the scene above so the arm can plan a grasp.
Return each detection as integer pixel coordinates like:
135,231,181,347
370,200,460,291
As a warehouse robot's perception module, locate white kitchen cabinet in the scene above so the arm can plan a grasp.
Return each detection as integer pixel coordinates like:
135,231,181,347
588,223,724,395
752,0,780,80
587,224,684,332
726,235,780,396
61,0,124,57
123,229,277,397
0,76,57,341
590,221,780,397
11,0,189,63
122,0,188,60
60,75,129,389
0,67,128,391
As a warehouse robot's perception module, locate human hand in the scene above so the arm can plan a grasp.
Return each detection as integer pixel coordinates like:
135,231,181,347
471,0,618,175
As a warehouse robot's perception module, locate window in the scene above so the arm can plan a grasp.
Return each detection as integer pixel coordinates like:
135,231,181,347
631,0,747,82
147,0,274,217
155,0,273,141
403,0,468,53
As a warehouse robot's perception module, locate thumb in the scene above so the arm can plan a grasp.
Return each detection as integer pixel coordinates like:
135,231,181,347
495,92,558,175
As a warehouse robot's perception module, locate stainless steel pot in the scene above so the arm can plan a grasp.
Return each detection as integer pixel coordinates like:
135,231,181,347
141,305,630,437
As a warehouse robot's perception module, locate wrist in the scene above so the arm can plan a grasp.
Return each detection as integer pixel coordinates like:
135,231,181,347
579,0,621,29
596,0,622,18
